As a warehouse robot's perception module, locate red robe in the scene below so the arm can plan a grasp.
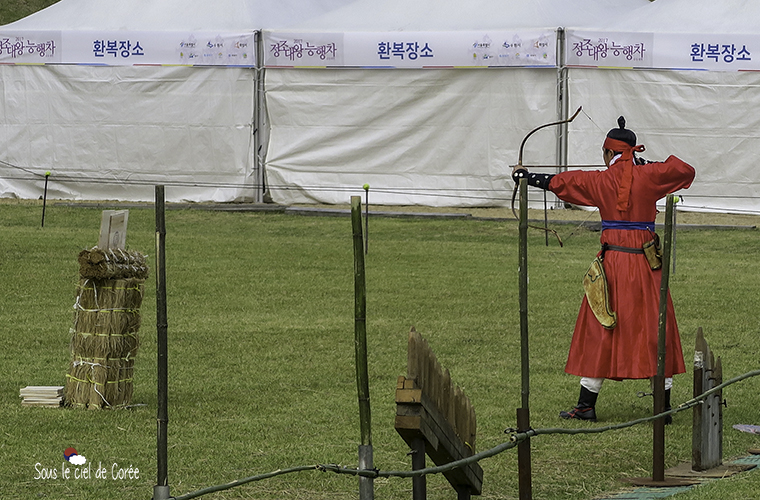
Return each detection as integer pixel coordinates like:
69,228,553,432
548,155,695,380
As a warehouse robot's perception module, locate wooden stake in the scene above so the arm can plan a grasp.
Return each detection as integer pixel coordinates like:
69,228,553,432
41,172,50,228
654,194,676,481
517,178,532,500
351,196,374,500
154,185,170,500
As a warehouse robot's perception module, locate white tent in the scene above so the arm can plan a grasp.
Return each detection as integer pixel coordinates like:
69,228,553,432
565,0,760,214
263,0,653,207
262,0,759,214
3,0,759,213
0,0,355,202
2,0,355,31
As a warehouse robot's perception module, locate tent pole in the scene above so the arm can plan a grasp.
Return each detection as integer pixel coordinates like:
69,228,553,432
555,27,569,210
556,27,569,170
252,31,264,204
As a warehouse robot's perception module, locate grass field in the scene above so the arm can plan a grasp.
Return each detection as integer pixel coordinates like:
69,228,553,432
1,200,759,500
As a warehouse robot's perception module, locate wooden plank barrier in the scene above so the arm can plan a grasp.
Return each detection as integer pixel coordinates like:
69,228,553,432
692,326,723,471
395,327,483,499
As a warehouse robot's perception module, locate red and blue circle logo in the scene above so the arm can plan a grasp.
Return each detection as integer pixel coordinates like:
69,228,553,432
63,447,86,465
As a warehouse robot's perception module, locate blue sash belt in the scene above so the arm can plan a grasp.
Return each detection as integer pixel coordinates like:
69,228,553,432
601,220,655,232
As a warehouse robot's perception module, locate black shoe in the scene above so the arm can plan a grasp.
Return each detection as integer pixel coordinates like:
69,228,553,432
560,405,597,421
560,386,599,421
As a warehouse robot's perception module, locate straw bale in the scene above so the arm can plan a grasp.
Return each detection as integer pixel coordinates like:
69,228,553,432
78,247,149,280
75,278,145,311
64,362,91,408
70,321,140,357
65,276,144,409
71,278,143,357
64,356,135,409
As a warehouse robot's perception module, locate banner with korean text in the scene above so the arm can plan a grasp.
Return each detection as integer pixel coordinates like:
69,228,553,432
263,30,557,68
567,30,757,71
0,30,255,66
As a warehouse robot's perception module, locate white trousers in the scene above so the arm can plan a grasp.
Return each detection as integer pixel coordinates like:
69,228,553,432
581,376,672,394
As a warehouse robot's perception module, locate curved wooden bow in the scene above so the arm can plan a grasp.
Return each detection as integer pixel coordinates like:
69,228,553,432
510,106,584,247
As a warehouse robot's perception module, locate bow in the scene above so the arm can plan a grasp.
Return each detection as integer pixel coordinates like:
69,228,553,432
510,106,586,247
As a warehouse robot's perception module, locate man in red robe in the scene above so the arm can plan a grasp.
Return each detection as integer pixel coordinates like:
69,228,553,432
513,117,695,422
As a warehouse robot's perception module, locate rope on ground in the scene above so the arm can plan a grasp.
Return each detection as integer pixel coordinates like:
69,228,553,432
170,369,760,499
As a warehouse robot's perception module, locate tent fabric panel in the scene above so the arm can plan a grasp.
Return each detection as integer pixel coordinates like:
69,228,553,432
0,65,256,202
567,68,760,214
264,68,558,207
291,0,651,32
1,0,358,32
607,0,759,35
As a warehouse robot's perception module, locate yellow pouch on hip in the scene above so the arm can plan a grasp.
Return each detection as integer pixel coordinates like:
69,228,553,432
642,233,662,270
582,257,617,330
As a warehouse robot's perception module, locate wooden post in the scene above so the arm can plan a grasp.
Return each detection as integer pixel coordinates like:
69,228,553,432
351,196,374,500
543,189,549,247
411,437,426,500
154,186,170,500
623,195,697,488
653,194,675,482
671,197,678,274
41,172,50,228
517,178,532,500
364,184,369,255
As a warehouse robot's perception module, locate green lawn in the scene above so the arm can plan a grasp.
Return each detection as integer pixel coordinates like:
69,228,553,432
1,201,758,499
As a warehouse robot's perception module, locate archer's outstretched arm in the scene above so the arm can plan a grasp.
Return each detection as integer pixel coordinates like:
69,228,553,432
512,169,555,190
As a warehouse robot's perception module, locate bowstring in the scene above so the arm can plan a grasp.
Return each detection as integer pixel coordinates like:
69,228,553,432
510,182,564,247
512,106,605,248
556,108,604,243
563,208,600,243
581,108,606,134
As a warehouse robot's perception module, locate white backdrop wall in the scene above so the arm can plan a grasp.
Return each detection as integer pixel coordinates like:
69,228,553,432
0,0,360,203
0,65,257,202
567,68,760,214
264,67,559,206
3,0,759,212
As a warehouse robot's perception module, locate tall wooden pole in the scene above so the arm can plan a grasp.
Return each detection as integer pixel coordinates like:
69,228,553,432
517,179,532,500
364,184,370,255
154,186,170,500
41,172,50,228
543,189,549,247
653,194,675,482
627,193,695,487
351,196,374,500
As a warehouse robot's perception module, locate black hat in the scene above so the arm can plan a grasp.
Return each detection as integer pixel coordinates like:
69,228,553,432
606,116,637,148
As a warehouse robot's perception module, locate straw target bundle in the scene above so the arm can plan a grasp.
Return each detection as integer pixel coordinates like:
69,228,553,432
78,247,149,280
64,252,147,409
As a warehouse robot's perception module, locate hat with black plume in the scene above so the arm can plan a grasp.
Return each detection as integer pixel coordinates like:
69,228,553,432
605,116,637,148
